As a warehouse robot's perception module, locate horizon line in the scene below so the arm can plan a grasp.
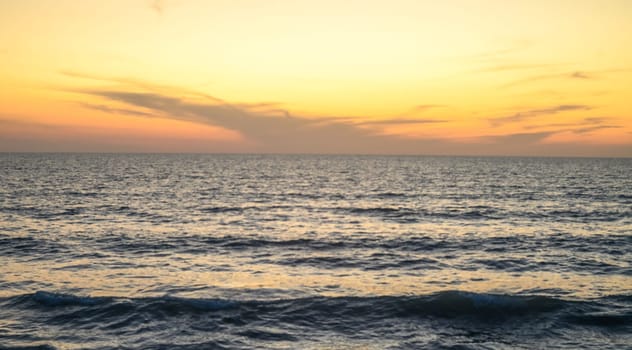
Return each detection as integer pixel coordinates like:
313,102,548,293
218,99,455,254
1,151,630,160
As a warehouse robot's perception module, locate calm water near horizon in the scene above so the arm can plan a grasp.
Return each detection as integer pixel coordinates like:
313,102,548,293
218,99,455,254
0,153,630,349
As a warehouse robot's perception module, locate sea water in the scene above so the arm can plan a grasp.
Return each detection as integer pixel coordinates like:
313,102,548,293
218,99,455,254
0,154,630,349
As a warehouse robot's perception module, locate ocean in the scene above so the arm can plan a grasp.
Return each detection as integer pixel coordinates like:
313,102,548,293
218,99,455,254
0,153,630,349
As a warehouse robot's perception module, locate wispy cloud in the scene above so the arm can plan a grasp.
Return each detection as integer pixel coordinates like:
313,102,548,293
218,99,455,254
583,117,610,124
573,125,620,134
150,0,164,14
454,41,532,62
489,105,592,127
570,71,591,79
523,117,621,134
474,63,561,73
412,104,445,112
79,103,155,117
502,71,596,88
480,131,554,145
356,118,447,126
499,68,628,88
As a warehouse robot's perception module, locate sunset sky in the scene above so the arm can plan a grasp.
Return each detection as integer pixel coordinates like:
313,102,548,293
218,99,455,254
1,0,631,156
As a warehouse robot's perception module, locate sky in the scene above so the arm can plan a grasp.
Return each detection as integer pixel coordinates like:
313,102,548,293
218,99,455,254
0,0,631,156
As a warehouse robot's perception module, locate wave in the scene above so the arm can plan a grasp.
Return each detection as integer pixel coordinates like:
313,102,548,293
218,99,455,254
27,291,237,311
2,291,630,349
0,346,57,350
4,290,630,322
32,291,111,306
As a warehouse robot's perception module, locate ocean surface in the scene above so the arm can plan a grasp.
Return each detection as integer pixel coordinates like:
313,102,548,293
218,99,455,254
0,153,630,349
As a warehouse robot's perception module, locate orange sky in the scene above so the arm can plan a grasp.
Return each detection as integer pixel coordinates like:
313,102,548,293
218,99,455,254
1,0,631,156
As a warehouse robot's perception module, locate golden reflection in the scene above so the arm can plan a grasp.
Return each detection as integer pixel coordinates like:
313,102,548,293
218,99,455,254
4,256,630,299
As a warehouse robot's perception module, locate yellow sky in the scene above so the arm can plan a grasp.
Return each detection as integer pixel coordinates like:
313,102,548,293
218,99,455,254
1,0,631,155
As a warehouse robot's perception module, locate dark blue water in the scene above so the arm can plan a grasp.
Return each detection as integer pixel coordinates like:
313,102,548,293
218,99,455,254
0,154,630,349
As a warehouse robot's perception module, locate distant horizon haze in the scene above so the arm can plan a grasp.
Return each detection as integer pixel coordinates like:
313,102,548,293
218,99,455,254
0,151,631,159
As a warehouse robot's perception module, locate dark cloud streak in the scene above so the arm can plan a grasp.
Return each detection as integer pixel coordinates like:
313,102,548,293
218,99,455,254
79,89,384,152
79,103,156,118
573,125,620,134
489,105,591,127
522,116,621,134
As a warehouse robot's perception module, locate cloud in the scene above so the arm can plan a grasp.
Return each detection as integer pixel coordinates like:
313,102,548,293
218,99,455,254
474,63,561,73
522,116,622,135
480,131,554,145
453,41,532,62
79,103,155,117
76,87,589,155
0,115,244,153
503,72,594,88
150,0,164,14
572,125,620,134
53,74,630,156
570,71,591,79
582,117,610,124
356,118,447,126
412,104,444,112
0,117,67,130
80,89,448,145
489,105,592,127
502,69,609,88
569,117,622,134
73,89,380,152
